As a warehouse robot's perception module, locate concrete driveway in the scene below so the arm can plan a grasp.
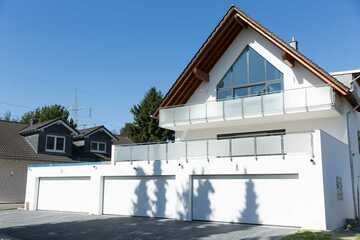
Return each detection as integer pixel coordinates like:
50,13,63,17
0,210,297,240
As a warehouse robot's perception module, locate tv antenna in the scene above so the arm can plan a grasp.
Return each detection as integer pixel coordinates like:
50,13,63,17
70,88,92,126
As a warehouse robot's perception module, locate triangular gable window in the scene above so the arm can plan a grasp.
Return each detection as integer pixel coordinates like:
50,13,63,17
217,46,283,100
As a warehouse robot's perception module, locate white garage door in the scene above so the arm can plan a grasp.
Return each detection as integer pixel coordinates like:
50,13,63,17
192,174,301,227
37,177,91,213
102,176,177,218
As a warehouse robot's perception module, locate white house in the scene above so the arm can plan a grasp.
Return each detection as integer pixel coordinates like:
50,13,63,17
24,7,360,230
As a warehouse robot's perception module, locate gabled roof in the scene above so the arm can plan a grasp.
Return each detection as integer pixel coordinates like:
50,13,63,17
76,125,118,141
154,6,357,116
114,136,133,145
0,120,75,162
19,118,79,136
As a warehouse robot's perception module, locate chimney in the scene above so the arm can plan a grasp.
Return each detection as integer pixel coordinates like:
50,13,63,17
289,36,298,50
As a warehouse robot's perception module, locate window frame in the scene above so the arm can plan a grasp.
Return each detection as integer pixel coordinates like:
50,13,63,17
45,135,66,153
90,141,107,153
216,46,283,101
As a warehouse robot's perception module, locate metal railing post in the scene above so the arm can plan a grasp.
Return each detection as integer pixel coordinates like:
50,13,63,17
188,106,191,124
229,139,232,162
222,101,225,120
241,98,245,119
261,95,264,117
205,102,208,123
185,141,188,163
166,143,169,163
254,137,258,161
281,135,285,160
147,145,150,164
310,132,315,159
130,146,133,164
206,140,209,162
172,109,176,127
282,91,286,114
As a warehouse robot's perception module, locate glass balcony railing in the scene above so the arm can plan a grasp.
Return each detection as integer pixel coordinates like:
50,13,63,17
159,85,334,127
113,132,314,162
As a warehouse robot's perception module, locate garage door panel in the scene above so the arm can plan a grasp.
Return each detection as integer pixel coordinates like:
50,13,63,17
192,174,300,227
37,177,91,213
103,176,176,218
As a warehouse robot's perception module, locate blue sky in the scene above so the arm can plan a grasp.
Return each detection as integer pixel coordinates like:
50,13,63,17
0,0,359,131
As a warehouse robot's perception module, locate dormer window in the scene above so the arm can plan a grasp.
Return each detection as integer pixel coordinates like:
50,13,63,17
217,46,283,100
46,135,66,153
90,141,106,153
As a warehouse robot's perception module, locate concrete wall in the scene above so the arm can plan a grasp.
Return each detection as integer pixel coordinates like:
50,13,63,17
0,159,42,204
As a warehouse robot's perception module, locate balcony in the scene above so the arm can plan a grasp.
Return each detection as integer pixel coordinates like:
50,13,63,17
159,85,336,130
113,132,314,163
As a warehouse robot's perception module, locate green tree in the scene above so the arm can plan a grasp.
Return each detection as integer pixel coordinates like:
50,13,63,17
20,104,76,128
120,87,174,143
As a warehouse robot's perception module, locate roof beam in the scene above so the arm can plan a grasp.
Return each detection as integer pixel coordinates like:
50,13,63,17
234,15,248,28
202,23,241,72
193,67,209,82
176,76,203,105
282,53,295,68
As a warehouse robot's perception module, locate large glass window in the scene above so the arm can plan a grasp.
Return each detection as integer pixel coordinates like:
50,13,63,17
216,46,283,100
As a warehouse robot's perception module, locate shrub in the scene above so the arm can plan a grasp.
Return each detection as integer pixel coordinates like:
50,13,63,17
282,231,332,240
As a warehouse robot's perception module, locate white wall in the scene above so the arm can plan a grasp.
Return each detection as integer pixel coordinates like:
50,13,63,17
25,130,354,230
320,130,355,229
177,116,347,144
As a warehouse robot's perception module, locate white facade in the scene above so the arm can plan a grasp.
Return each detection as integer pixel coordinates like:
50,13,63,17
25,23,360,231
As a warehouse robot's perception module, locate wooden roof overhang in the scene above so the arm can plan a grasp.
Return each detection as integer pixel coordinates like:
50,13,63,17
153,7,357,117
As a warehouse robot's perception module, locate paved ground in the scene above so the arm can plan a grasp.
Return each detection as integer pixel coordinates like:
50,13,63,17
0,204,23,211
0,210,298,240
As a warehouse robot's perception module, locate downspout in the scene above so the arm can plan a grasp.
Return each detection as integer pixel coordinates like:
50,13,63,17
346,110,358,219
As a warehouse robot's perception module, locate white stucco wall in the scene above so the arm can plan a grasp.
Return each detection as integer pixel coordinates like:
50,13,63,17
24,130,355,230
320,130,355,229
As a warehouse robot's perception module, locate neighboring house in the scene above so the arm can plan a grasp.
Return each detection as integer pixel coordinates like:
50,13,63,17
0,118,118,204
25,7,360,230
73,125,121,161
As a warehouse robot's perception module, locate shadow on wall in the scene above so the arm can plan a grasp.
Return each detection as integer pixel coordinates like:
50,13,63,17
132,160,168,218
132,167,150,216
176,187,190,220
152,160,167,217
238,175,260,224
192,170,215,221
